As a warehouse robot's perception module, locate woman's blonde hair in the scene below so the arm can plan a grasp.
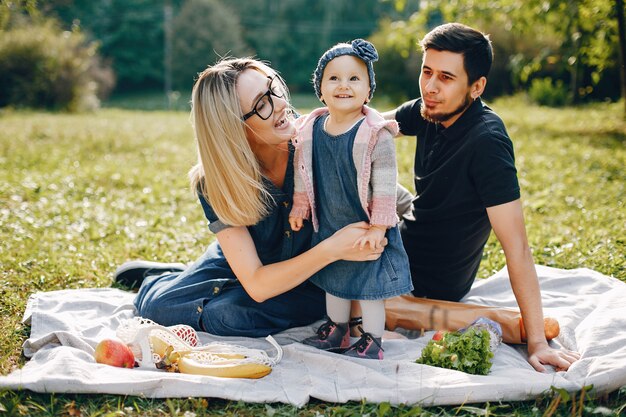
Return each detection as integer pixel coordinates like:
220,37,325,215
189,57,285,227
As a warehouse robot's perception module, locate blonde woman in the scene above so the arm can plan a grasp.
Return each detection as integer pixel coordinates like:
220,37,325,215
119,58,386,337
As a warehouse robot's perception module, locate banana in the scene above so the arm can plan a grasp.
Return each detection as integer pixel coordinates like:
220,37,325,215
117,318,281,376
150,333,179,358
177,354,272,379
150,332,246,360
149,331,272,378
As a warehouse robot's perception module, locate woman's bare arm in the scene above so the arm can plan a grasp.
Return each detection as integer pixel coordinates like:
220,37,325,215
218,221,385,302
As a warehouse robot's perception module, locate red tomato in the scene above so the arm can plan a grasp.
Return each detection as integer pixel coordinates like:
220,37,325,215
432,330,446,341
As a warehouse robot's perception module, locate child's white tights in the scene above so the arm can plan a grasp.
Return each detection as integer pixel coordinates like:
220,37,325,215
326,293,385,338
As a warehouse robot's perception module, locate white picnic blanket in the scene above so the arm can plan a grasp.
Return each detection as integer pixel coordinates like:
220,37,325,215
1,265,625,406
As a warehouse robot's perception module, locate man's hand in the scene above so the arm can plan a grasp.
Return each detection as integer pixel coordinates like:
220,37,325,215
527,341,581,372
487,200,581,372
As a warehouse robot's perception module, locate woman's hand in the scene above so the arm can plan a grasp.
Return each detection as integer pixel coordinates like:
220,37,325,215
323,222,387,262
218,222,386,302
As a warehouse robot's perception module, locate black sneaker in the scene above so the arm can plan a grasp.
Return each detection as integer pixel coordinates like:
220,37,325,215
114,260,187,289
302,318,350,352
343,326,384,360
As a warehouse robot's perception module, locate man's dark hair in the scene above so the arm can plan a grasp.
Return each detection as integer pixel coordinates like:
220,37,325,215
420,22,493,84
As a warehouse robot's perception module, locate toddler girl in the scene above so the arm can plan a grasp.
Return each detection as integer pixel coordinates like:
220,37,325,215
289,39,413,359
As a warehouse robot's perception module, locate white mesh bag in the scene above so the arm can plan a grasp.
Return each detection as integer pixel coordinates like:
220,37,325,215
116,317,282,378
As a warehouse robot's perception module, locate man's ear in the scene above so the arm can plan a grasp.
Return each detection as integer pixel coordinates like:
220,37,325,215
471,76,487,100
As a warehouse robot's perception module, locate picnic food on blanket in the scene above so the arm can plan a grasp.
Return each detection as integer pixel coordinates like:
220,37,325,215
148,329,272,378
431,330,445,341
94,338,135,368
416,317,502,375
176,352,273,379
169,324,199,347
520,316,560,342
116,317,282,379
385,295,560,344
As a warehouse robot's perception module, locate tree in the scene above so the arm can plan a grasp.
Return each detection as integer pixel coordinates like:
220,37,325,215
369,17,421,102
384,0,620,104
0,20,107,111
0,0,40,30
39,0,417,95
43,0,186,90
616,0,626,118
170,0,248,90
228,0,409,92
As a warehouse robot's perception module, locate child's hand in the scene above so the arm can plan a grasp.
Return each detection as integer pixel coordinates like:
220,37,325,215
289,215,304,231
354,225,386,250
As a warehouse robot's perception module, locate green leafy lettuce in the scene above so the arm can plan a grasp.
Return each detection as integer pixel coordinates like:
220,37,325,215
416,327,494,375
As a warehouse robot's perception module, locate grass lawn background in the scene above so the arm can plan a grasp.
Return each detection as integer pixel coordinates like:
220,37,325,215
0,95,624,415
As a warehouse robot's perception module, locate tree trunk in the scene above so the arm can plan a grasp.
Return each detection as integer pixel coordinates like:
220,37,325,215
616,0,626,118
568,0,581,104
163,0,173,109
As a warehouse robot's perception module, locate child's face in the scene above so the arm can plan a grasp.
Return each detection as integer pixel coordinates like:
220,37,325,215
320,55,370,113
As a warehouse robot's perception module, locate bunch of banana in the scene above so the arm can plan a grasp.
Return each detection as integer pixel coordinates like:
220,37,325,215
117,318,281,379
149,327,277,379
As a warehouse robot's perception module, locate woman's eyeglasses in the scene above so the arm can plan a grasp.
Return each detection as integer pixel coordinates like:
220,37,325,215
241,76,287,121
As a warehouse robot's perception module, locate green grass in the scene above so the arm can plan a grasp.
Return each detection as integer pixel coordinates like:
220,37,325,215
1,96,625,415
104,90,193,111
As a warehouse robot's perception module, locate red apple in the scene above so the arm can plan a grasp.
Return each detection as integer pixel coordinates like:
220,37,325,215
94,339,135,368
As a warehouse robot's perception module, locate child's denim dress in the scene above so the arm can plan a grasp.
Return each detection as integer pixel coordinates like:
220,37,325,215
309,115,413,300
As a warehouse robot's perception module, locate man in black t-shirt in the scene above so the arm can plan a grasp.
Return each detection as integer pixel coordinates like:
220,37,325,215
384,22,579,372
393,98,519,302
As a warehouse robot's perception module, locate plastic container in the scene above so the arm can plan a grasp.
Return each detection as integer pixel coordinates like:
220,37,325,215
461,317,503,352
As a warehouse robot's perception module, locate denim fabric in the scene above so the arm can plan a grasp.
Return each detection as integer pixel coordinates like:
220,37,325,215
134,240,326,337
309,116,413,300
198,143,312,266
134,142,326,336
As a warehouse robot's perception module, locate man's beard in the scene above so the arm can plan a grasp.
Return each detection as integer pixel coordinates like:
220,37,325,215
420,92,472,124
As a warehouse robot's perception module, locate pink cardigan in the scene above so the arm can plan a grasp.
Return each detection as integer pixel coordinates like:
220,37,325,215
290,105,399,232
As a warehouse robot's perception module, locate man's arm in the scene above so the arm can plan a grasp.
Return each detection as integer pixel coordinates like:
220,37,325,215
382,109,397,121
382,109,402,138
487,199,580,372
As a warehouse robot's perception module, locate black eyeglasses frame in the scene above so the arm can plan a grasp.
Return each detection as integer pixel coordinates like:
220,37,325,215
241,75,287,122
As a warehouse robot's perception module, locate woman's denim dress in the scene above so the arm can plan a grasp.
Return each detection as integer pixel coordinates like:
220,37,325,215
134,142,325,337
309,115,413,300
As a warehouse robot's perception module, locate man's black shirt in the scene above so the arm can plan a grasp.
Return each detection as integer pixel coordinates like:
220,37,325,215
395,98,520,301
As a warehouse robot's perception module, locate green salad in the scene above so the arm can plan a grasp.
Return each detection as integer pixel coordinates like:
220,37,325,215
416,327,494,375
